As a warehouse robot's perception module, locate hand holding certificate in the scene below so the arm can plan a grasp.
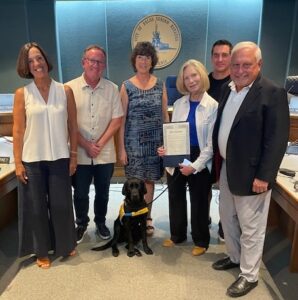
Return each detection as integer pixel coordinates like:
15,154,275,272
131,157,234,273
163,122,190,167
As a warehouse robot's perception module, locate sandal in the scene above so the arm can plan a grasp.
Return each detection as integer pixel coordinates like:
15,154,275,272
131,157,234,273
162,239,175,247
36,257,51,269
146,218,155,236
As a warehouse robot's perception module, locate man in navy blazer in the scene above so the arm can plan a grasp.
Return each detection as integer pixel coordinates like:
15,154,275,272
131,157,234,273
211,41,289,298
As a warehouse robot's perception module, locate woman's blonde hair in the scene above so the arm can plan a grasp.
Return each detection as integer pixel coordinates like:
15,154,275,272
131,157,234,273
176,59,210,95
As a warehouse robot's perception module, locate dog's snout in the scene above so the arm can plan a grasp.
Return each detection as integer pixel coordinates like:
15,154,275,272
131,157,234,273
130,188,140,200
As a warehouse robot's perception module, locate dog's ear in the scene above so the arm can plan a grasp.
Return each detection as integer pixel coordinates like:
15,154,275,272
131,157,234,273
122,180,128,196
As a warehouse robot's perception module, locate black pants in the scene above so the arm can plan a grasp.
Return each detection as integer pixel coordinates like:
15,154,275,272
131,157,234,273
18,159,76,257
167,148,211,248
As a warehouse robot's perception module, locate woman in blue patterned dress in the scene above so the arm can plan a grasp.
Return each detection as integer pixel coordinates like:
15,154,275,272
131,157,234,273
118,42,169,235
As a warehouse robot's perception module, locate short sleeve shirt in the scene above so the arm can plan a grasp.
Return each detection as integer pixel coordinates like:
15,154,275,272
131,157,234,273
66,74,123,165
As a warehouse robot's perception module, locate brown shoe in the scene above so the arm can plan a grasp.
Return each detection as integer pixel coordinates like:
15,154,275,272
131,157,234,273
162,239,175,247
191,246,206,256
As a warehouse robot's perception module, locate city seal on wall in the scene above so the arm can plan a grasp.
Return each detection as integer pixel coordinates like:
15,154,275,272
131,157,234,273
131,14,182,69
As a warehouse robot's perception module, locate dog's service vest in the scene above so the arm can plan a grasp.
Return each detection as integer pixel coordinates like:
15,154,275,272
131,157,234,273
119,203,148,222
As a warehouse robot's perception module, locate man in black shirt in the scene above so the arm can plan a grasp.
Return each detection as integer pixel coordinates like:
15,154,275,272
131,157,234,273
208,40,233,102
208,39,233,241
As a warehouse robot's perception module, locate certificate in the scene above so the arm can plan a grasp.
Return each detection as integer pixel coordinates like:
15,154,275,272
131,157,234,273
163,122,190,167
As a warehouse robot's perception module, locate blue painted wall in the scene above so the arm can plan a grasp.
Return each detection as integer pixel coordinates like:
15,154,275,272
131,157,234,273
260,0,298,85
0,0,58,93
55,1,107,81
56,0,262,86
1,0,298,93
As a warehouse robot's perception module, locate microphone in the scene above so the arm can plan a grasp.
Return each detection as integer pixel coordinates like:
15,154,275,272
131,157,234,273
287,84,294,94
279,168,295,177
287,84,296,104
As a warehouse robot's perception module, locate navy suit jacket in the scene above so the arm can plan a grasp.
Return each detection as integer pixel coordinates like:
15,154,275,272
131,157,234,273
212,74,290,196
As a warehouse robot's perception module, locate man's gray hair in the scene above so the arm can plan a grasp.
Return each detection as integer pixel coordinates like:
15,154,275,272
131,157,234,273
231,41,262,62
82,44,106,59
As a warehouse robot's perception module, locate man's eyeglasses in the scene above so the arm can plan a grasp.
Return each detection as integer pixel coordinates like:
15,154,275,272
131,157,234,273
84,58,106,66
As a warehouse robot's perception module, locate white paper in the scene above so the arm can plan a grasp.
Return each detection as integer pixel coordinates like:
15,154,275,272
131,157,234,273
163,122,190,155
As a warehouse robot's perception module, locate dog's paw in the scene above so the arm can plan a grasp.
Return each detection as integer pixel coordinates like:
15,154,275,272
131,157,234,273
112,249,120,257
144,247,153,255
134,248,142,257
127,250,135,257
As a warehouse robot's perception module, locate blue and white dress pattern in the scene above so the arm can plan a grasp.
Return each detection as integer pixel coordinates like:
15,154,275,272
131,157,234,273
124,78,164,181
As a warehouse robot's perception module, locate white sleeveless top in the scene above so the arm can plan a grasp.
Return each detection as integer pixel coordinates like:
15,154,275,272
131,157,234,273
22,80,69,162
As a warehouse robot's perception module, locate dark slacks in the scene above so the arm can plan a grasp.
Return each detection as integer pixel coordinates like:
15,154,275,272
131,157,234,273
167,148,211,248
72,163,114,228
18,158,76,258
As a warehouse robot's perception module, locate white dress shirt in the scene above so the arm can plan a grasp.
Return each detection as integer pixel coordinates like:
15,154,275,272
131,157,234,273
218,81,251,159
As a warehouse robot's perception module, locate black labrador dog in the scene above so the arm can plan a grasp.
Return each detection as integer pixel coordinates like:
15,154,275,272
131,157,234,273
92,177,153,257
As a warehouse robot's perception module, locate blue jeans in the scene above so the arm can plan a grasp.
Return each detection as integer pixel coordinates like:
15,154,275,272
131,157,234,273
72,163,114,228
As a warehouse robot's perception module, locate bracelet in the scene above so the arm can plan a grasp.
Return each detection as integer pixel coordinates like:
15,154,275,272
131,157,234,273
70,151,77,154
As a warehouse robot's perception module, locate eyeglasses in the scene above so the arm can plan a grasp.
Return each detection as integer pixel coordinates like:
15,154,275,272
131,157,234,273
84,58,106,66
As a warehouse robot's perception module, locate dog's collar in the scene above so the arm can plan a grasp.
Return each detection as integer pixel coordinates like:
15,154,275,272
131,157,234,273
119,203,148,221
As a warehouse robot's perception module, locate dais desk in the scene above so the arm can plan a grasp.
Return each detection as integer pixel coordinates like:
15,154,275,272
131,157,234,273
0,138,17,230
268,155,298,272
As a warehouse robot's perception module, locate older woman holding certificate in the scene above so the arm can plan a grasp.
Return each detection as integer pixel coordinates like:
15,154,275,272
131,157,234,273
158,59,218,256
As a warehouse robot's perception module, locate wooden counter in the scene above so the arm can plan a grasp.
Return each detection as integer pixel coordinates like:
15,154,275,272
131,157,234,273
0,163,17,230
0,137,17,230
290,114,298,142
268,155,298,272
0,112,13,136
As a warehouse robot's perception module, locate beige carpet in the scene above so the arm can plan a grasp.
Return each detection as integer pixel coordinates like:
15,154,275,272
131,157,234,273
1,184,283,300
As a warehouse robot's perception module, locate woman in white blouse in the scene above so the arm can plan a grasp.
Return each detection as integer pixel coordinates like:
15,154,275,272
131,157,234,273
158,59,218,256
13,42,77,269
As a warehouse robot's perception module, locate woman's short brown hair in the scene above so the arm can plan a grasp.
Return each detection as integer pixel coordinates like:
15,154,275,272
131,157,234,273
176,59,210,95
130,42,158,74
16,42,53,79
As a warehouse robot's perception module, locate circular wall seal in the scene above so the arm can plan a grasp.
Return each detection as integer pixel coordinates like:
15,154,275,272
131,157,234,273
131,14,182,69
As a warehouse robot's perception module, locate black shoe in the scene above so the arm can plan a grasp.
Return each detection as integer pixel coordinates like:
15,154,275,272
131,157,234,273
76,226,87,243
218,221,225,242
212,257,240,270
96,223,111,240
227,276,258,297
